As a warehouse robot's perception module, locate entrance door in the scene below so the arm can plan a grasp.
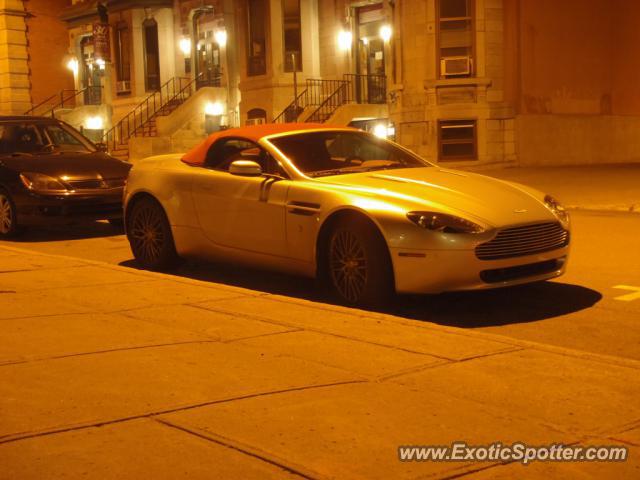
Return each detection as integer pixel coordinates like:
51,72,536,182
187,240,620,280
143,19,160,91
196,32,221,88
355,4,386,103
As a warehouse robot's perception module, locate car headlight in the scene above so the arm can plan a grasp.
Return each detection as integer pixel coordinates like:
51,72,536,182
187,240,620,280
407,211,485,234
20,172,70,194
544,194,569,223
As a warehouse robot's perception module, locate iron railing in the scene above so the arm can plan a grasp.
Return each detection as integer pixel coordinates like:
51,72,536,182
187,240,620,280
273,88,308,123
343,74,387,104
305,81,349,123
103,75,197,153
24,86,102,117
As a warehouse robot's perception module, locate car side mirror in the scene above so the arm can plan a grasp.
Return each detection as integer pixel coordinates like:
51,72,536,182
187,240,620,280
229,160,262,177
95,142,108,152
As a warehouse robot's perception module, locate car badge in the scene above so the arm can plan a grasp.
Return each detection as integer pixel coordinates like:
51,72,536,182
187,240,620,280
514,209,528,213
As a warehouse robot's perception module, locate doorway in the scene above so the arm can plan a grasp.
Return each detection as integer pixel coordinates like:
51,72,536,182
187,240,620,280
355,4,386,104
143,19,160,91
196,31,222,88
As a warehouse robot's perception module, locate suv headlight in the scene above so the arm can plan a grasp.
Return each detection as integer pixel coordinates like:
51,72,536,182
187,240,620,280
20,172,70,194
407,211,485,234
544,194,569,223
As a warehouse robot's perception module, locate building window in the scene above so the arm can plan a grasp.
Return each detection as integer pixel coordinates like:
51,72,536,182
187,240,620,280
282,0,302,72
247,108,267,125
437,0,474,78
114,21,131,93
247,0,267,76
438,120,477,161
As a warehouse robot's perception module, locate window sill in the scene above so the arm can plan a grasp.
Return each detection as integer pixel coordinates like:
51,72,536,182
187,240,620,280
424,77,492,89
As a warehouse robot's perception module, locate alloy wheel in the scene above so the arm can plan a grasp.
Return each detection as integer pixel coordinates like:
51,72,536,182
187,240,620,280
129,203,166,264
0,194,13,235
329,229,368,303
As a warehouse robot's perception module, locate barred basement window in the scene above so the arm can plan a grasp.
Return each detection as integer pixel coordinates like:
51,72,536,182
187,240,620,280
438,120,477,161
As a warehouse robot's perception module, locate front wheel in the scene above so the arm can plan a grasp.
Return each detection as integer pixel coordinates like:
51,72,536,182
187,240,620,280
325,217,394,306
0,190,21,238
126,197,179,270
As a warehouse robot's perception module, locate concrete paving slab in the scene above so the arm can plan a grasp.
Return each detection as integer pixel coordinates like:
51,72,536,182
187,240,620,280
0,250,85,272
199,296,516,360
235,330,446,378
122,304,294,342
392,349,640,436
0,418,303,480
0,291,89,320
161,382,573,480
0,265,148,293
0,342,358,441
33,279,248,313
0,312,210,365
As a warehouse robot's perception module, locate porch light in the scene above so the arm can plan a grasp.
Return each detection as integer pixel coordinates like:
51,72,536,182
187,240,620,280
205,101,224,116
373,123,388,138
379,24,392,43
179,37,192,57
85,116,104,130
66,57,79,74
214,29,227,48
96,58,106,70
337,30,352,51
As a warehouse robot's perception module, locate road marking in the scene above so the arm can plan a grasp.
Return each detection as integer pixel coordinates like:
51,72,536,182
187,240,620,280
613,285,640,302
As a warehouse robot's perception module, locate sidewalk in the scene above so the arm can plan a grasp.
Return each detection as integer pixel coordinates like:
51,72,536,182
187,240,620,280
483,163,640,213
1,245,639,479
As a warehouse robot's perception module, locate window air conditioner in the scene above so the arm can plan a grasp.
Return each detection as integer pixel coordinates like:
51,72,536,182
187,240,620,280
441,56,472,77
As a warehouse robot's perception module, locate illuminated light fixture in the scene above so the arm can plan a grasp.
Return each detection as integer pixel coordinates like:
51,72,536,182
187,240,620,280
96,58,106,70
85,116,104,130
179,37,191,56
337,30,352,51
205,101,224,116
214,29,227,47
379,24,392,43
373,123,388,138
66,57,79,74
361,37,369,46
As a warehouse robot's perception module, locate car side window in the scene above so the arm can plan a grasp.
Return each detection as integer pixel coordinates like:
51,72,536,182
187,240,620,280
205,138,287,177
0,123,44,154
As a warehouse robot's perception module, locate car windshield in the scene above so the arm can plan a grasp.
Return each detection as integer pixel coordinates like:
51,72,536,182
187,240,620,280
0,122,95,155
268,130,431,177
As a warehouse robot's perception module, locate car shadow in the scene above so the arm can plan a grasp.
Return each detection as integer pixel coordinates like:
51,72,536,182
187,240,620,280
8,222,123,243
119,258,602,327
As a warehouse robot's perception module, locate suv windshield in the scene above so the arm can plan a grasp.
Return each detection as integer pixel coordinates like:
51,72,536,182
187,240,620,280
268,130,430,177
0,121,95,155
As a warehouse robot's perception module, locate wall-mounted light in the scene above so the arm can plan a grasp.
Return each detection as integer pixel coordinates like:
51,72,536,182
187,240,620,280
214,29,227,48
85,116,104,130
205,101,224,116
361,37,369,46
66,57,79,74
373,123,388,138
337,30,352,52
95,58,106,71
379,24,392,43
179,37,192,57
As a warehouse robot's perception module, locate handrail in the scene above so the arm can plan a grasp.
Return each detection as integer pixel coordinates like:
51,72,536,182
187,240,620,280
273,88,308,123
343,74,386,104
24,87,102,117
305,80,348,123
103,74,201,153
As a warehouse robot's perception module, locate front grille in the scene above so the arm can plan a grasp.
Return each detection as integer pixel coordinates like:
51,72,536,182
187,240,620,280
480,258,565,283
476,222,569,260
68,179,106,190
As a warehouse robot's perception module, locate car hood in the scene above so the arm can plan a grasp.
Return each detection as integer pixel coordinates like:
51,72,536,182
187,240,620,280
313,167,555,227
0,152,131,179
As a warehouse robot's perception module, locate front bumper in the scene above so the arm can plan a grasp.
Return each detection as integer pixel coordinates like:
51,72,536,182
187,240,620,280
391,245,570,294
15,189,124,226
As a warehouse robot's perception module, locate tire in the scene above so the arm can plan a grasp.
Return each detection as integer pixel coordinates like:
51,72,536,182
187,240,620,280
324,216,394,307
0,189,21,238
126,197,179,270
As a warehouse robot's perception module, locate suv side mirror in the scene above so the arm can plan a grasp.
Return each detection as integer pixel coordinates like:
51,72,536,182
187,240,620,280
229,160,262,177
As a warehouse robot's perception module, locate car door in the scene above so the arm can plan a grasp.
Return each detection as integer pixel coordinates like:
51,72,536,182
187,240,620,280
191,138,290,258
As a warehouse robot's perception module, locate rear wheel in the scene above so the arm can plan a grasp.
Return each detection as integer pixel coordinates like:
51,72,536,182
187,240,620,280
126,197,178,270
0,190,21,238
325,217,394,306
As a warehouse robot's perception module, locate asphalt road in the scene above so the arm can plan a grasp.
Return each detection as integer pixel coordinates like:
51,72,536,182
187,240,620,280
2,210,639,360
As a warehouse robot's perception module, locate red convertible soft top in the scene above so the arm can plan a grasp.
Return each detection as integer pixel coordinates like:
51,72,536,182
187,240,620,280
181,123,352,166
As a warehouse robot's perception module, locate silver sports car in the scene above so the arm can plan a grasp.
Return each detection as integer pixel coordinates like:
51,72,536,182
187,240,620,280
124,124,570,305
